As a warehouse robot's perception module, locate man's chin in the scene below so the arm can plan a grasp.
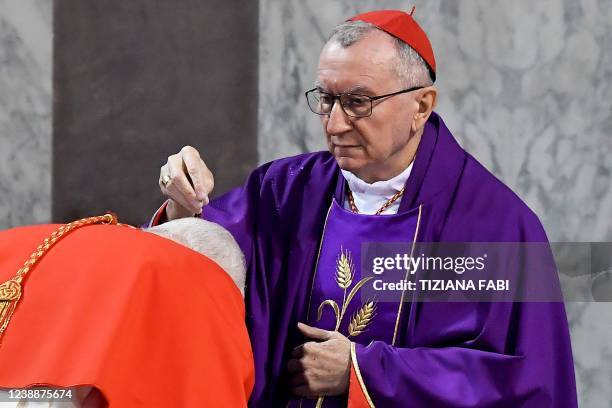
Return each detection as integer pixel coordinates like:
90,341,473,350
334,156,363,173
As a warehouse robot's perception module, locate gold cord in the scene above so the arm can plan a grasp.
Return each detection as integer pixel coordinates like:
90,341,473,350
347,187,405,215
0,213,119,342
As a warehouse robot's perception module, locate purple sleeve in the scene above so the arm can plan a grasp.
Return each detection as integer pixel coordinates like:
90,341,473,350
199,161,274,267
351,300,577,407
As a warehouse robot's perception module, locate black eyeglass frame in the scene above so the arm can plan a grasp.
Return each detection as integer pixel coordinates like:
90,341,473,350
304,86,425,118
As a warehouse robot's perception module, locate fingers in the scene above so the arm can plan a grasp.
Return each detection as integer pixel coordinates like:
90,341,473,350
287,358,303,374
297,322,333,341
287,344,327,398
288,333,351,398
166,198,199,220
159,146,214,216
166,154,203,214
292,344,305,358
288,365,320,398
287,372,307,387
158,163,170,192
180,146,214,204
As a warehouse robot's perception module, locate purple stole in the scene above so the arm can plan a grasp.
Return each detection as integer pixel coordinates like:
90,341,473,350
293,179,422,408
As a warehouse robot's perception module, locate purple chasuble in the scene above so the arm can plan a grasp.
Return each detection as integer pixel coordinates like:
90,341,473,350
180,112,577,407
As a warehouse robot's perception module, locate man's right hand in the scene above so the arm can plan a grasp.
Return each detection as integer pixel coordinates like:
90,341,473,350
159,146,215,220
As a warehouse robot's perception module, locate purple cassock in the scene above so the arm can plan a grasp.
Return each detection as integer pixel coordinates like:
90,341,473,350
183,112,577,407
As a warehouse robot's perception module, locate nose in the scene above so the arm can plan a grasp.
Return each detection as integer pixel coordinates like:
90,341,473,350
325,100,353,135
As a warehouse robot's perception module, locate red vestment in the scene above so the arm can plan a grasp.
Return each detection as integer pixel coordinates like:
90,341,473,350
0,224,254,407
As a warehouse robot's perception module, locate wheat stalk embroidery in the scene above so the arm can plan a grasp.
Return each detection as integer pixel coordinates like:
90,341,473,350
317,247,377,337
314,247,377,408
348,300,376,337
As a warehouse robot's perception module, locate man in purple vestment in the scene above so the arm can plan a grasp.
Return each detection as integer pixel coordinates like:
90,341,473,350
149,9,577,408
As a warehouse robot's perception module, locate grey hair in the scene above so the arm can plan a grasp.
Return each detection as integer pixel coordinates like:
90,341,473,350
146,218,246,297
328,20,434,88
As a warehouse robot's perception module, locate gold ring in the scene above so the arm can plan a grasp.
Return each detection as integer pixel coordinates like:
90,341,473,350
162,175,171,186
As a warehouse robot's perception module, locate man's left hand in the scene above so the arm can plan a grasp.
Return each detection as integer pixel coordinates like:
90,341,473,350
287,322,351,398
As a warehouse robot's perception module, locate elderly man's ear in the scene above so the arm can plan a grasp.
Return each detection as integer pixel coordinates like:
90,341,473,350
412,86,438,133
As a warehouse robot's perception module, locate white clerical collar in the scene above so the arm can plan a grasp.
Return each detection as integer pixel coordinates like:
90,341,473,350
341,163,413,196
340,163,414,215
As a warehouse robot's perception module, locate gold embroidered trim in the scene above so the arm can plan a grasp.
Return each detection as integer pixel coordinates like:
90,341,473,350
304,203,333,324
351,341,375,408
0,214,119,344
392,204,423,345
305,204,334,408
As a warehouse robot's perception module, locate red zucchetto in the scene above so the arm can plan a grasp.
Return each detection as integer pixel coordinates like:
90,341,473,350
348,9,436,81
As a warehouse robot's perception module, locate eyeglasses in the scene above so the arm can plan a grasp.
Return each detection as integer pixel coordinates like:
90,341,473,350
305,86,424,118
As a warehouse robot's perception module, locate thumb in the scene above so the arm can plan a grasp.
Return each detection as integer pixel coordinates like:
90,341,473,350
297,322,333,341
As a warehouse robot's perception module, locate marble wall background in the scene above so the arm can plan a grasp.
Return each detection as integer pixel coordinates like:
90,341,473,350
0,0,51,229
259,0,612,407
0,0,610,406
